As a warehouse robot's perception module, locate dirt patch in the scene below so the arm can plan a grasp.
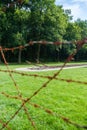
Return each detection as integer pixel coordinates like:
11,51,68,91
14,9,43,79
15,64,87,72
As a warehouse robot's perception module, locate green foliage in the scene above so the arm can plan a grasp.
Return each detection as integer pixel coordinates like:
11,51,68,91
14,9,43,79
75,19,87,39
13,32,25,45
64,22,81,41
0,0,87,62
75,44,87,61
64,9,73,21
26,0,68,41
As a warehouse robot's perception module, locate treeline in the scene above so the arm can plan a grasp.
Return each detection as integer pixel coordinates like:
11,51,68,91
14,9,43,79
0,0,87,63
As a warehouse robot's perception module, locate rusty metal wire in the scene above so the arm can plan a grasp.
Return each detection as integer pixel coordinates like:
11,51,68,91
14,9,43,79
0,47,37,130
0,39,87,52
0,69,87,85
0,119,11,130
0,39,87,129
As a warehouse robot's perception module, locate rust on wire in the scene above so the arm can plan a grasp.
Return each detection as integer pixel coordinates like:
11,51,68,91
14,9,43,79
0,69,87,85
0,119,11,130
29,102,87,129
0,39,86,52
0,39,87,129
0,46,37,130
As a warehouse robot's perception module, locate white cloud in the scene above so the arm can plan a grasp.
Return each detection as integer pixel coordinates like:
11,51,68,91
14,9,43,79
73,0,87,2
73,0,87,5
62,4,81,20
56,0,87,3
55,0,87,21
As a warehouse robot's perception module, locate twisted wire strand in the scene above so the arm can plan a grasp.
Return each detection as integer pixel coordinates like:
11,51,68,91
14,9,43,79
0,39,87,129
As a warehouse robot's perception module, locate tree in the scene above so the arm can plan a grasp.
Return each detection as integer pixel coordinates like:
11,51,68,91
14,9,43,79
0,0,29,63
64,22,81,41
13,8,29,63
75,19,87,39
64,9,73,21
1,0,86,62
26,0,68,62
73,19,87,61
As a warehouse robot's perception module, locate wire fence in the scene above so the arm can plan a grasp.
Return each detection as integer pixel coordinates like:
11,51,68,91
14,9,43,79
0,39,87,130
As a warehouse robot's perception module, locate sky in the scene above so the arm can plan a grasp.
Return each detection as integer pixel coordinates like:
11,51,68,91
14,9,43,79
55,0,87,21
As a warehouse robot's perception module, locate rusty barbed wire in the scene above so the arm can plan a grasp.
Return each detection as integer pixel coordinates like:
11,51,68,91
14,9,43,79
23,105,37,130
0,39,87,52
0,69,87,85
1,91,87,129
0,119,11,130
0,39,87,129
0,46,21,96
0,47,37,130
26,60,48,67
29,102,87,129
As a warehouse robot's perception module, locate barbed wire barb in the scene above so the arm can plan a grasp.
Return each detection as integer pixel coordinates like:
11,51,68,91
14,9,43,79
0,39,87,129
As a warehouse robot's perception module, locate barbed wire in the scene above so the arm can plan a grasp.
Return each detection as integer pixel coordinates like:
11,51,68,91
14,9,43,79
0,39,87,52
0,69,87,85
0,39,87,129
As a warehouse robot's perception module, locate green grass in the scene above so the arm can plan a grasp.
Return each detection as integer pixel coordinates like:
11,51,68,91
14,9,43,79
0,63,87,130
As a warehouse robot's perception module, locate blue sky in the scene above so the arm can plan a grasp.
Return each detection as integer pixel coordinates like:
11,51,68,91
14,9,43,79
55,0,87,21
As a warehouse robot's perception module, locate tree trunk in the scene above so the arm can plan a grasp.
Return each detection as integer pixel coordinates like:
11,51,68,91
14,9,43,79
36,44,41,63
0,55,1,63
18,49,22,64
57,50,60,62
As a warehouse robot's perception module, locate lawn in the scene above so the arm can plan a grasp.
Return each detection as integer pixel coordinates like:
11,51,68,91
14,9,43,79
0,63,87,130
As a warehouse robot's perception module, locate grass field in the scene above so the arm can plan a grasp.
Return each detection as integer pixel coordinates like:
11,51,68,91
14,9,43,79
0,63,87,130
